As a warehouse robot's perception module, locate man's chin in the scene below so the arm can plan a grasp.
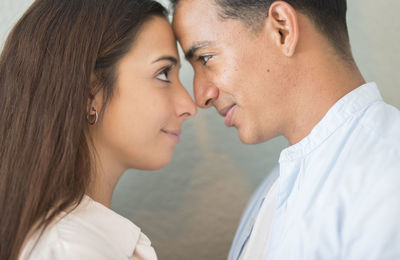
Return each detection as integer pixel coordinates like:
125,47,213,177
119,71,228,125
237,130,261,145
237,128,276,145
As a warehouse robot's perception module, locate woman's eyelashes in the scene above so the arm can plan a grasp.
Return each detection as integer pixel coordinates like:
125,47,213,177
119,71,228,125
156,65,173,83
197,55,213,66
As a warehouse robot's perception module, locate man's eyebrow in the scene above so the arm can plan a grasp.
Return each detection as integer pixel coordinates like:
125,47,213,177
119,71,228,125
152,56,179,65
185,41,214,60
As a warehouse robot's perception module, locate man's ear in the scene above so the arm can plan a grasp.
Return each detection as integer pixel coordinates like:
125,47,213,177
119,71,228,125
267,1,299,57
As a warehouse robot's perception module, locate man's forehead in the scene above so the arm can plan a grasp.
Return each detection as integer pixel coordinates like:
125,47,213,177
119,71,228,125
172,0,221,42
173,0,218,24
174,0,216,11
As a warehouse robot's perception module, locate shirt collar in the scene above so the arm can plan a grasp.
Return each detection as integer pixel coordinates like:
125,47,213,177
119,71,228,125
82,195,142,258
279,82,382,162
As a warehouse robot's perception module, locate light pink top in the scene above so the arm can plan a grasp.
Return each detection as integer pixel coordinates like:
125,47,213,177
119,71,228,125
19,195,157,260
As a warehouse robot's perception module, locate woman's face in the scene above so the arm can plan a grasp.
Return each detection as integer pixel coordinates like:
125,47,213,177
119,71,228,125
91,16,196,171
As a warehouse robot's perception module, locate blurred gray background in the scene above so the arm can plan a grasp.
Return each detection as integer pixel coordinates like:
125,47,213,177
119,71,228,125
1,0,399,259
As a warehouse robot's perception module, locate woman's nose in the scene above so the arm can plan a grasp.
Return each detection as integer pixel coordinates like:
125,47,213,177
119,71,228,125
175,82,197,120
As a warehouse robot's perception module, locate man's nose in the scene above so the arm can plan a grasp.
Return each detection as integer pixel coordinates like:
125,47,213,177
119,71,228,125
193,78,219,108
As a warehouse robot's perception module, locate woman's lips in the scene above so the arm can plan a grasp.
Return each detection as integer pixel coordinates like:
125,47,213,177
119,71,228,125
224,105,237,127
161,129,181,143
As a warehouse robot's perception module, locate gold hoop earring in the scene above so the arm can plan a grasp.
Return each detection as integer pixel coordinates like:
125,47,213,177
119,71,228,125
87,107,98,125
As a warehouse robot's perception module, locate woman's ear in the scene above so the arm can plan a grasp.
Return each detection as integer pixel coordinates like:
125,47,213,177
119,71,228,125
267,1,299,57
86,87,103,126
87,74,103,117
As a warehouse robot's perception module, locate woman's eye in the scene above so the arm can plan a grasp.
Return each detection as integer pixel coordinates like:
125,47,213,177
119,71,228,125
198,55,213,66
156,67,171,83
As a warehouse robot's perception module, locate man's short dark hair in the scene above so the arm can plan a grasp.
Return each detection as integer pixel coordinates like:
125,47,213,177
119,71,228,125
171,0,352,61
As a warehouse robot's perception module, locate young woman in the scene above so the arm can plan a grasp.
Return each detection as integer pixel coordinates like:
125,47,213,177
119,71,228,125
0,0,196,259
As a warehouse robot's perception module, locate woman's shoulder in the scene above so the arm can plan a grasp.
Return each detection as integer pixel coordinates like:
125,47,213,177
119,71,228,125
20,196,157,259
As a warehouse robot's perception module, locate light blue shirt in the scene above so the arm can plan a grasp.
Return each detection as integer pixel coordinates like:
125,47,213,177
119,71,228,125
229,82,400,260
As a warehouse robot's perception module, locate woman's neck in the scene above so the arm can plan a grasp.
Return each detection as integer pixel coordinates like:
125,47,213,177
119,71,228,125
87,147,126,208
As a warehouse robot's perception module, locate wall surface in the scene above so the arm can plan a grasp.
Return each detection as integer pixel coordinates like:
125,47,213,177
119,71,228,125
1,0,399,259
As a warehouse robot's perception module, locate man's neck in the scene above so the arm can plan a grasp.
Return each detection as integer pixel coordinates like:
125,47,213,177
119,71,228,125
283,56,365,145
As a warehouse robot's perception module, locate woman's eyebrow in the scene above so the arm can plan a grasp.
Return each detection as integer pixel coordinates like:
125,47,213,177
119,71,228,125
152,56,178,65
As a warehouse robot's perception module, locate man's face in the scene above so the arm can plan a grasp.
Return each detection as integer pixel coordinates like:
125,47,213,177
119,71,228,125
173,0,293,144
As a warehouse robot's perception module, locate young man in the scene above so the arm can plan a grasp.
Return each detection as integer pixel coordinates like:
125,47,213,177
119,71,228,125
172,0,400,259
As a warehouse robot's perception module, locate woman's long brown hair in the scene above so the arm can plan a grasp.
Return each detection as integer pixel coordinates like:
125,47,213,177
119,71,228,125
0,0,166,259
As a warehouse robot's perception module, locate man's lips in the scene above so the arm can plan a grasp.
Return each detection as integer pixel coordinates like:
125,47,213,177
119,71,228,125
218,104,236,117
218,104,237,127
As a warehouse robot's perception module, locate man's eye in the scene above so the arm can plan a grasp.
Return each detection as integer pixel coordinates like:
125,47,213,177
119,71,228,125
156,66,172,83
198,55,213,65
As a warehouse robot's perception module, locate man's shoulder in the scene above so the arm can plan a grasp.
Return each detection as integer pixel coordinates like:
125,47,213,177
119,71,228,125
335,100,400,170
337,101,400,183
359,100,400,149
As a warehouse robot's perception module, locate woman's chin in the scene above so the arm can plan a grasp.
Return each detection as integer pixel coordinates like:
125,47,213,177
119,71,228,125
130,154,173,171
